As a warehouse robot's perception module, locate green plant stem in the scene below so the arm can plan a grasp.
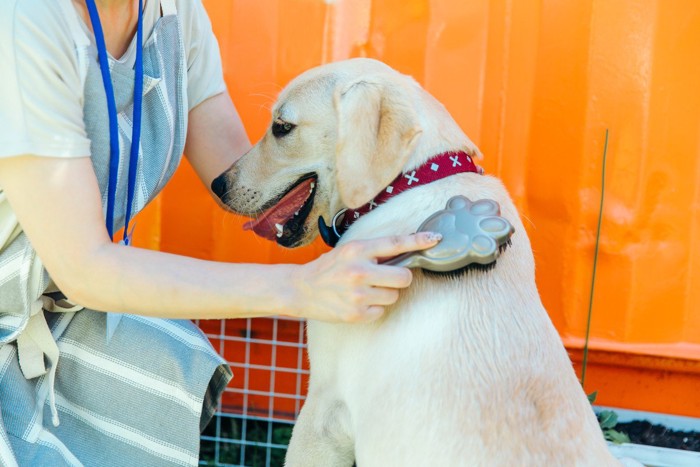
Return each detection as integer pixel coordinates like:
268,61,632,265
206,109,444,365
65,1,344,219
581,129,609,389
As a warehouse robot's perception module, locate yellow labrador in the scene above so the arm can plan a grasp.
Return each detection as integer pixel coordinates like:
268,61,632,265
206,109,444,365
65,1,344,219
213,58,624,466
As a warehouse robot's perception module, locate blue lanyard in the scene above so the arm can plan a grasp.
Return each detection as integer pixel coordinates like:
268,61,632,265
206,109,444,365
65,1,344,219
85,0,144,245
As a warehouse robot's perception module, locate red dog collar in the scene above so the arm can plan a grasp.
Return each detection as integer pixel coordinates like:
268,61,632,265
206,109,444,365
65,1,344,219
318,151,482,246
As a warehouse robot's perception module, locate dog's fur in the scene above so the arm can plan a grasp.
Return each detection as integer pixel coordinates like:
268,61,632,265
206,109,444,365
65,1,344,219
216,59,622,466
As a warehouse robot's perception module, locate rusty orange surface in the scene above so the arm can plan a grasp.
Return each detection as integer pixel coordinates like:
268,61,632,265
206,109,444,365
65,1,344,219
133,0,700,417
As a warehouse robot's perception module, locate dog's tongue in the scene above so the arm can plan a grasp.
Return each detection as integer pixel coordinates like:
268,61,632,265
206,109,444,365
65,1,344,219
243,178,314,240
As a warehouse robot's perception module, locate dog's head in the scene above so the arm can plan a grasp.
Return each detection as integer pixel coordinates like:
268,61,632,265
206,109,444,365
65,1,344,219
212,58,471,247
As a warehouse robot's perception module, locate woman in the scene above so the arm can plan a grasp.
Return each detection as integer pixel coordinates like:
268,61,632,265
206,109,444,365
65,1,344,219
0,0,438,465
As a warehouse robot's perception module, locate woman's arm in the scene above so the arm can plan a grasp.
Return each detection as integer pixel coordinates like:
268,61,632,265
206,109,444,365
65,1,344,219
0,155,437,322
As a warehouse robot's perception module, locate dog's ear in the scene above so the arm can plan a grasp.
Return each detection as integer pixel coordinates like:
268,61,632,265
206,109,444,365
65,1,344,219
334,77,422,209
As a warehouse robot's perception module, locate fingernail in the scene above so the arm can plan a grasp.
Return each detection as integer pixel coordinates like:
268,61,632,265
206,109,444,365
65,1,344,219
425,232,443,242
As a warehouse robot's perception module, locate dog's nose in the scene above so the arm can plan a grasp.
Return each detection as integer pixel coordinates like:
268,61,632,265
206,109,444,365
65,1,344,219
211,174,228,198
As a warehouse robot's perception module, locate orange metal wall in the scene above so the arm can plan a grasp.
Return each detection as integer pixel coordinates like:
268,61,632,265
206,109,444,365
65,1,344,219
134,0,700,416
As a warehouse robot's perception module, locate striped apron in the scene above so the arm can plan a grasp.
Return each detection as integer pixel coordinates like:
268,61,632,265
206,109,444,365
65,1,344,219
0,1,232,465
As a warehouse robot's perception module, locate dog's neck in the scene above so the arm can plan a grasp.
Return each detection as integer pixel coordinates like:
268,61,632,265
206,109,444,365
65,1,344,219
342,151,480,228
319,151,481,247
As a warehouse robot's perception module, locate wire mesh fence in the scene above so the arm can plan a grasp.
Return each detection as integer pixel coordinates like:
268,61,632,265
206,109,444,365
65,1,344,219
197,317,308,466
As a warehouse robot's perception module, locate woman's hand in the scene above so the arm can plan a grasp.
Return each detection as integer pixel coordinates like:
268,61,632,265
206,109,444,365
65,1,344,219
0,153,438,323
290,232,441,323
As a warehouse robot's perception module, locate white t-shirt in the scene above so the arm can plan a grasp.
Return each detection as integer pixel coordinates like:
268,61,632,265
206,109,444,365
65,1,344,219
0,0,227,250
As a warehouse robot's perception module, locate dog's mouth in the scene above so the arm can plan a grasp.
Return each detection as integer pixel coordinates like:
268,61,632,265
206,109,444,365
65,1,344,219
243,173,317,246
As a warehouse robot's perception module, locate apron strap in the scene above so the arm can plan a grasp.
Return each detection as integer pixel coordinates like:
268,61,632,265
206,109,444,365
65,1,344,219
57,0,93,88
16,295,83,428
58,0,91,49
161,0,177,16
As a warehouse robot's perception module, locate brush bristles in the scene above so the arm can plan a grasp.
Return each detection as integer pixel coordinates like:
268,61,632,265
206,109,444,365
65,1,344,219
423,238,512,278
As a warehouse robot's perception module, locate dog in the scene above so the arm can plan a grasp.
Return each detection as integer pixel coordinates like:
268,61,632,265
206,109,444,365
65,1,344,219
212,58,625,466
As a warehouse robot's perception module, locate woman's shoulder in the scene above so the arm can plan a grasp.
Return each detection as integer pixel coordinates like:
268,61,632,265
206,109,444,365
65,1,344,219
2,0,80,54
3,0,75,30
1,0,82,77
0,0,89,160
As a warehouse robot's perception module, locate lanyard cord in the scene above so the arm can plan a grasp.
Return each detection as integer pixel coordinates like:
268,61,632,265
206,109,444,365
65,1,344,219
85,0,144,245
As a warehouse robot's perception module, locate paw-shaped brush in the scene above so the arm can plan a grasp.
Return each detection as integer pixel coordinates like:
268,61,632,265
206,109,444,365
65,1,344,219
383,195,514,272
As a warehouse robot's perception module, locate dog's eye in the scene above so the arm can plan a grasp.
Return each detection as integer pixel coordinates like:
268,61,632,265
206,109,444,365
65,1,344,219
272,121,295,138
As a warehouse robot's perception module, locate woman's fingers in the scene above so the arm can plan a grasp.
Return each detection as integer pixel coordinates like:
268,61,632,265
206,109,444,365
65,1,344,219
339,287,399,323
365,286,401,306
361,264,413,289
294,232,442,324
351,231,442,260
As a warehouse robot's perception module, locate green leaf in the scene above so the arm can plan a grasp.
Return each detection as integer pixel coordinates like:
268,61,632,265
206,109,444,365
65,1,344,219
598,410,618,429
604,429,631,444
587,391,598,404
